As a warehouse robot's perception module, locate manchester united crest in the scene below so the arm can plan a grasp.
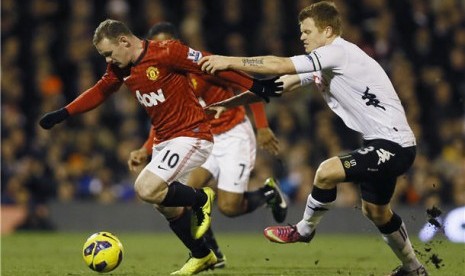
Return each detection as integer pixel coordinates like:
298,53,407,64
146,66,159,81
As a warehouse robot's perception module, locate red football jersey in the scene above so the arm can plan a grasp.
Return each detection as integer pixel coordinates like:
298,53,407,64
66,40,255,144
189,74,246,135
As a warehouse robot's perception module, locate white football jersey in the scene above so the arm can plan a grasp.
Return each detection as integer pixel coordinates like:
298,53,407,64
290,37,416,147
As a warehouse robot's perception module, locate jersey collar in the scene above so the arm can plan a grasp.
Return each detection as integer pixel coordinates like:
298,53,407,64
133,40,149,66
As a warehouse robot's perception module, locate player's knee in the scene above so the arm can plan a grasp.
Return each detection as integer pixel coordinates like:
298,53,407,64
315,163,334,186
315,158,344,188
134,177,166,204
217,200,241,217
134,180,154,202
362,204,391,225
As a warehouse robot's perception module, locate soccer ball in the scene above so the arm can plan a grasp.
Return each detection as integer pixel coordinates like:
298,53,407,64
82,231,124,273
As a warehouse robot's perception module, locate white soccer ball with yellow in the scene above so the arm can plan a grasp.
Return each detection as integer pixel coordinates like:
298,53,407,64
82,231,124,273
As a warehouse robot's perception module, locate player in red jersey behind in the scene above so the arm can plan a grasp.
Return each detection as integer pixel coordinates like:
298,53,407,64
127,22,288,271
39,19,282,275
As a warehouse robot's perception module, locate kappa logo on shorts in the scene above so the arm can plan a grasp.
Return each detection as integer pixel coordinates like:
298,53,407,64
376,148,395,165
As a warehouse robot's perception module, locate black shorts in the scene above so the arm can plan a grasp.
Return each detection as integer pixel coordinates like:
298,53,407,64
339,139,416,205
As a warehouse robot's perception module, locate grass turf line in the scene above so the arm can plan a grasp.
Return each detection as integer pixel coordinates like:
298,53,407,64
2,232,463,275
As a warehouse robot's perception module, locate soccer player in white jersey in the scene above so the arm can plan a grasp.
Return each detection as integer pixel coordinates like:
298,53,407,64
199,1,428,275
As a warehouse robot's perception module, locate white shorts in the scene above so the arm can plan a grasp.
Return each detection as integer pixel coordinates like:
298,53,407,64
146,137,213,184
202,118,256,193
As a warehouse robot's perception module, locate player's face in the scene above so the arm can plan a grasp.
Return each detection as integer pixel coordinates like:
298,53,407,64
150,33,174,42
299,18,328,53
95,37,132,68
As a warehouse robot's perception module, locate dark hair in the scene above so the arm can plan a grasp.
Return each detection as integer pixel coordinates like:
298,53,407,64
298,1,342,36
146,22,180,40
93,19,133,45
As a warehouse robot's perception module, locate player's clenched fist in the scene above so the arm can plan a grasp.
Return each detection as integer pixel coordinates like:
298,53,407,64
39,108,69,129
127,148,149,172
256,127,280,156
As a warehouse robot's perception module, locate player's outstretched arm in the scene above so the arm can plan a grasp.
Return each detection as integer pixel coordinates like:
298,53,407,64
199,55,296,75
39,74,121,130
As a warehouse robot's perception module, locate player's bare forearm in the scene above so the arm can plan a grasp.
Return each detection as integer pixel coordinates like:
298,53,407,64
236,56,292,75
206,92,263,119
220,91,263,108
205,92,262,119
200,55,296,75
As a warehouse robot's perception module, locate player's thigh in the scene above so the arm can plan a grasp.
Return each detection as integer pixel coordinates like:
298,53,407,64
146,137,213,184
187,167,214,189
134,168,168,202
216,119,256,193
315,156,346,185
197,146,220,184
339,139,416,205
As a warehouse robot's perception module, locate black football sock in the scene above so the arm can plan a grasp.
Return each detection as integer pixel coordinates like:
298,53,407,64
161,181,207,209
203,227,220,253
168,208,210,258
311,186,337,203
244,186,273,213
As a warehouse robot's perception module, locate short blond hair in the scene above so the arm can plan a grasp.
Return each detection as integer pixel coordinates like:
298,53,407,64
93,19,133,46
298,1,342,36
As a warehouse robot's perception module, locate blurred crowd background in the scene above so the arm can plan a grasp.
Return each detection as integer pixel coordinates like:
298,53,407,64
2,0,464,230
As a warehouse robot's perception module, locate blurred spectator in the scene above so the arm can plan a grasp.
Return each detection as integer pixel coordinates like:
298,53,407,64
1,0,464,233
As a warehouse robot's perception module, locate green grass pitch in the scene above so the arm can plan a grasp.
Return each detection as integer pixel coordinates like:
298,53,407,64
2,232,464,275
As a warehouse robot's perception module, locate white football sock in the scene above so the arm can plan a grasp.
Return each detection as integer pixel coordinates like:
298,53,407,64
296,194,333,236
382,222,422,271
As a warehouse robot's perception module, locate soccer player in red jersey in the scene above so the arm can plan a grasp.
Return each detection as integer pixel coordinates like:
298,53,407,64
39,19,282,275
127,22,288,271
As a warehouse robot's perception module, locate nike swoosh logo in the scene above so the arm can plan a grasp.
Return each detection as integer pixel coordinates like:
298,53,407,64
307,206,328,212
157,165,167,170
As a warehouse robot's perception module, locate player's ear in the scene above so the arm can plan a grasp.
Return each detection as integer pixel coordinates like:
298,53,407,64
119,36,130,47
324,26,334,38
